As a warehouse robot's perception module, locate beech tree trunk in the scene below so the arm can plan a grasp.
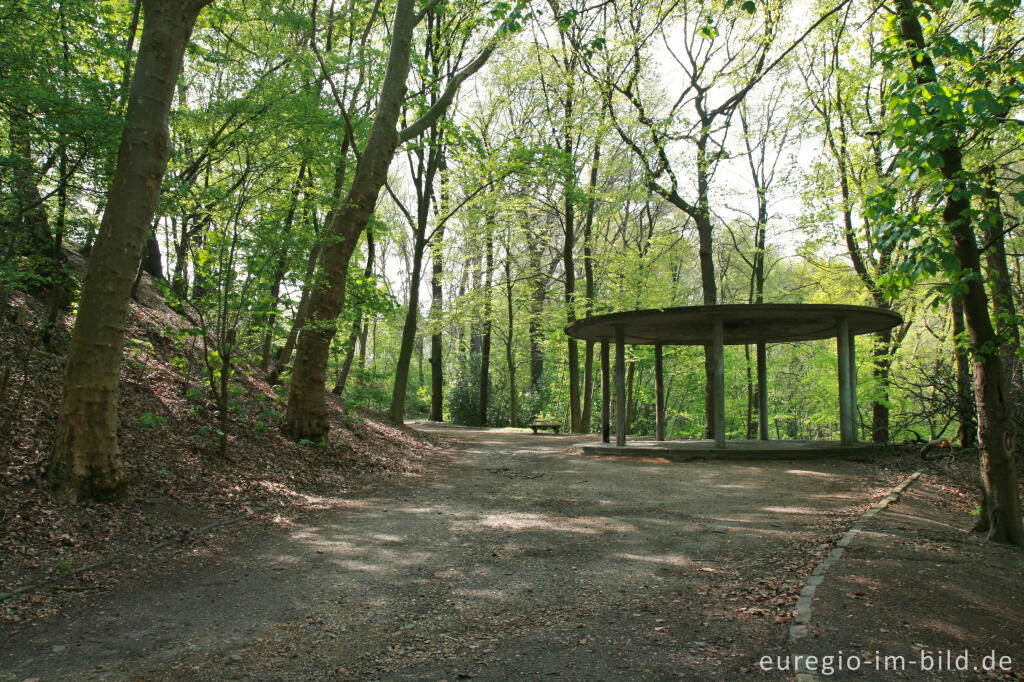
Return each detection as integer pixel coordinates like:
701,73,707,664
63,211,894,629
528,238,545,392
871,328,892,443
389,235,426,423
504,250,517,427
952,298,977,447
580,143,600,431
49,0,213,502
562,134,582,429
284,1,418,439
478,219,494,427
429,228,444,421
982,181,1021,388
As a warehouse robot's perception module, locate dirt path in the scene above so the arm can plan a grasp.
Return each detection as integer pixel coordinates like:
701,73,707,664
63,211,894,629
792,478,1024,681
1,427,900,680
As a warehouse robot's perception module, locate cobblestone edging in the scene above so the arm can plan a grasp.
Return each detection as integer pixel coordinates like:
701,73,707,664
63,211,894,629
789,470,923,644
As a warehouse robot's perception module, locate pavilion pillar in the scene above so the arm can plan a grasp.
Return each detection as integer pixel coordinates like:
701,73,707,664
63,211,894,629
654,343,665,441
848,330,857,443
614,325,626,447
837,318,854,445
756,342,769,441
600,340,610,443
712,317,726,448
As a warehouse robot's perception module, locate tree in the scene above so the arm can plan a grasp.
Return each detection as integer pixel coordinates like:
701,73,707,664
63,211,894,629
49,0,215,502
387,4,487,424
873,0,1023,544
283,0,508,441
798,11,916,442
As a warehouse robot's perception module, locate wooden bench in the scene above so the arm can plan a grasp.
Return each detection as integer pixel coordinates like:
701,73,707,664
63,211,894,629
530,420,562,435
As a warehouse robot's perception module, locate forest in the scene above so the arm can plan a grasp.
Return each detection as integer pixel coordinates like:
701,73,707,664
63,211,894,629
1,0,1022,541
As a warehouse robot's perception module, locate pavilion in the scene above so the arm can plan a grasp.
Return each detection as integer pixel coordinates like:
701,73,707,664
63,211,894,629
564,304,902,450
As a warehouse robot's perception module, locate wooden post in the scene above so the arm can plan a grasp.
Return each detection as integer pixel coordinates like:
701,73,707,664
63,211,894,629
654,343,665,441
601,340,610,444
615,325,626,447
848,330,858,443
712,317,725,448
837,318,853,445
756,342,769,441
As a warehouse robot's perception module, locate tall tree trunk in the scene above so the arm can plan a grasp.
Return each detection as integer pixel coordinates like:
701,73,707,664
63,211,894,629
390,113,443,423
580,143,600,432
563,190,581,432
982,180,1021,385
871,328,893,442
334,227,374,398
694,136,717,438
478,219,494,427
49,0,213,502
389,234,426,423
952,298,977,447
505,250,517,427
429,226,445,421
284,0,494,440
895,0,1022,545
528,238,545,392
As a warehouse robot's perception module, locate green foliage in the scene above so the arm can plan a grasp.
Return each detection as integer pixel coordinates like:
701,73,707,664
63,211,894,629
869,0,1024,299
138,412,168,430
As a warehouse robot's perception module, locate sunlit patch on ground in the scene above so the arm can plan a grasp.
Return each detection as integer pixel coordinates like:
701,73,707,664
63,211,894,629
469,512,637,534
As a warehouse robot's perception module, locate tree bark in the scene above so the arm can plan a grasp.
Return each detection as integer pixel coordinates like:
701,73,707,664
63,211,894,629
871,328,892,443
49,0,213,502
389,234,426,423
528,238,545,392
580,143,600,431
982,180,1021,386
429,226,445,421
952,297,977,447
562,86,582,432
477,218,494,426
504,248,517,427
285,0,421,439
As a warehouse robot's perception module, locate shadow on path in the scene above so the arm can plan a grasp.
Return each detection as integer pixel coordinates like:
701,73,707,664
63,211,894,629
2,427,894,680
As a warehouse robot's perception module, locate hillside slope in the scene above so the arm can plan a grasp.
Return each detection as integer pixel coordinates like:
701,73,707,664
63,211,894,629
0,266,447,624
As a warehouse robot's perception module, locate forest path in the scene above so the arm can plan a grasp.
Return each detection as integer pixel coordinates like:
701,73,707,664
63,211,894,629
1,427,893,680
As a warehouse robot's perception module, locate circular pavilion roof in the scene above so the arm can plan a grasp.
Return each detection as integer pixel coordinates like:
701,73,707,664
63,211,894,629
565,304,902,345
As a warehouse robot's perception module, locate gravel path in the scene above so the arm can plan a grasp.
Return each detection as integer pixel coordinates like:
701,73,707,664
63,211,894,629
1,427,895,680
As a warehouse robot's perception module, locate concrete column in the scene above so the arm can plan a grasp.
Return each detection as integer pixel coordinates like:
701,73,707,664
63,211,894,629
837,318,853,445
757,342,769,441
615,325,626,447
712,317,725,448
600,341,610,444
848,330,858,443
654,343,665,441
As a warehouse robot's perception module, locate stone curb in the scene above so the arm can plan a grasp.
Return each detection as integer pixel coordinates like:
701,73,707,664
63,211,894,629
787,469,923,641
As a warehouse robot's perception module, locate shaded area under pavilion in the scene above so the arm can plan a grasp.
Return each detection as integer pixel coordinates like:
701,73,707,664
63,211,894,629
564,304,902,458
